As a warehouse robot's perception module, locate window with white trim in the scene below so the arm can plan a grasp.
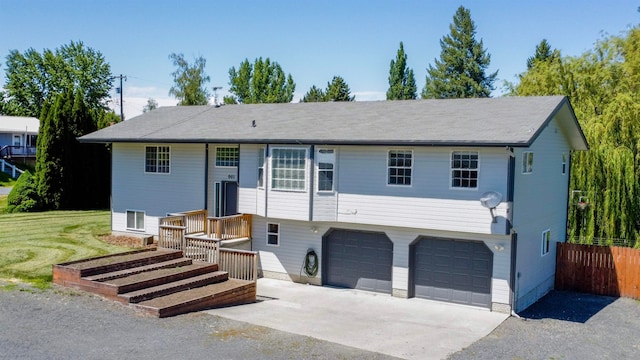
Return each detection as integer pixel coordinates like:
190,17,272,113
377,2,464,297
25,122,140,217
541,229,551,255
388,150,412,186
451,151,478,188
317,148,335,192
562,153,567,175
216,147,239,167
271,148,306,191
257,147,265,188
145,146,170,173
267,223,280,246
523,152,534,174
126,210,145,231
12,134,21,146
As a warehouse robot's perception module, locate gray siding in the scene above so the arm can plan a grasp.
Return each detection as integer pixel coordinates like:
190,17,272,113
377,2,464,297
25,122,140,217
252,216,512,305
112,143,206,235
512,117,571,311
238,144,258,214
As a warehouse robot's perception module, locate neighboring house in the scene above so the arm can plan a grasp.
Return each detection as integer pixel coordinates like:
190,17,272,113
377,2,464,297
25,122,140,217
0,115,39,162
79,96,588,313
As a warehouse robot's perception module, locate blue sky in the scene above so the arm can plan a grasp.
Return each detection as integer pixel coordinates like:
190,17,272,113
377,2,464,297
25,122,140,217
1,1,638,118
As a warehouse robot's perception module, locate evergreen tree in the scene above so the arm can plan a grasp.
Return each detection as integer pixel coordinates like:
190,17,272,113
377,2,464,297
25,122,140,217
301,85,326,102
526,39,559,69
225,57,295,104
387,42,417,100
168,53,210,105
325,76,355,101
421,6,497,99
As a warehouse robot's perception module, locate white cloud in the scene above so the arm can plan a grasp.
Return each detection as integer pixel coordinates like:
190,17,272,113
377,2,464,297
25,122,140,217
352,91,386,101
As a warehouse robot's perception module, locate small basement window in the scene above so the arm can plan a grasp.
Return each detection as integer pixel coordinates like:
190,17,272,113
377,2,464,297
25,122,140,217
523,152,534,174
126,210,145,231
541,229,551,256
267,223,280,246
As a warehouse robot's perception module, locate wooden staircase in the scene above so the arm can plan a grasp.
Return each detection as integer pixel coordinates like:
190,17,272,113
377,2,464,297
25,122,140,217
53,248,256,317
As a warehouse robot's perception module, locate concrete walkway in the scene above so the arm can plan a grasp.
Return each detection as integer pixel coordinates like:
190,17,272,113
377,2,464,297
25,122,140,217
0,187,11,195
206,278,508,360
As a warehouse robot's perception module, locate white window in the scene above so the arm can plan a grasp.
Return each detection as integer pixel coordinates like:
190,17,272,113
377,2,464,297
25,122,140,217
523,152,534,174
145,146,170,173
562,153,567,175
451,151,478,188
12,134,21,146
216,147,239,167
126,210,145,231
317,148,335,192
271,148,307,191
388,150,412,186
541,229,551,256
257,147,265,188
267,223,280,246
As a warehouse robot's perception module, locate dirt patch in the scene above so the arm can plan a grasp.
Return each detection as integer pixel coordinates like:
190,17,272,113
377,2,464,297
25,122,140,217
99,234,157,249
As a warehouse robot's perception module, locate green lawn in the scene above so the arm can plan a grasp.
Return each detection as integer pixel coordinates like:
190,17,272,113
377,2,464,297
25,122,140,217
0,198,128,288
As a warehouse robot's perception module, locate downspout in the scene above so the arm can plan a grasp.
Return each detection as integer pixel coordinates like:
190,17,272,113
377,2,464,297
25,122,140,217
506,149,519,315
264,144,269,218
564,152,572,243
309,145,314,222
204,144,209,210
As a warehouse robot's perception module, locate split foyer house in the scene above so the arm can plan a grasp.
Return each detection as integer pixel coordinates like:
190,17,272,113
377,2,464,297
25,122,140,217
79,96,588,312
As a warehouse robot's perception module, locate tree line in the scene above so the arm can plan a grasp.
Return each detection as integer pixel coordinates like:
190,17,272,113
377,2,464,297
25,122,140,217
2,4,640,247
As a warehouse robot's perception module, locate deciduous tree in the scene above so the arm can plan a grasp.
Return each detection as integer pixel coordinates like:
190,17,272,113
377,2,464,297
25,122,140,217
421,6,497,99
2,41,113,117
143,98,159,113
168,53,210,106
225,57,295,104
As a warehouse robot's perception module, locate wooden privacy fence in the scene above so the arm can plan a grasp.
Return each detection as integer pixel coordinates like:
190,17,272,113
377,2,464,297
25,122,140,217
555,243,640,299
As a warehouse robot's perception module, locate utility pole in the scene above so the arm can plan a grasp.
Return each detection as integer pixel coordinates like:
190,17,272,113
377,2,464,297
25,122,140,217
112,74,127,121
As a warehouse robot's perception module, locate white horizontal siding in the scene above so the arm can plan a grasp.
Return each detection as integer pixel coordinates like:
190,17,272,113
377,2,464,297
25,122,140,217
238,144,259,214
252,216,511,305
512,116,572,310
111,143,206,235
337,194,510,235
312,193,337,221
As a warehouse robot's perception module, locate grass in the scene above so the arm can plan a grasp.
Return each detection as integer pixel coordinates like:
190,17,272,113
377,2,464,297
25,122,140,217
0,171,16,187
0,199,129,288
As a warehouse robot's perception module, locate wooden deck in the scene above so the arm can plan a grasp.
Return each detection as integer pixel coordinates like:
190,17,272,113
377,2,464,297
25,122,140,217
53,248,256,317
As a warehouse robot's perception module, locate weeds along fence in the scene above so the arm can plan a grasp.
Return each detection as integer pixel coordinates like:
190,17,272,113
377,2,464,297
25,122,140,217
555,242,640,299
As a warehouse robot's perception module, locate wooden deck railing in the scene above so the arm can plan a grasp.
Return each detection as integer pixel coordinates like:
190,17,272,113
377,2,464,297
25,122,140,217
207,214,252,240
158,211,256,282
219,248,259,282
158,225,185,250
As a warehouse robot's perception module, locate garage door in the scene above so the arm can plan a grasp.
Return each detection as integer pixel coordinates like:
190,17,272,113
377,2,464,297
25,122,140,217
412,237,493,308
324,229,393,294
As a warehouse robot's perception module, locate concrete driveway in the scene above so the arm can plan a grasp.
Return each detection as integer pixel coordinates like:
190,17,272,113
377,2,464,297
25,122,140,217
206,278,508,360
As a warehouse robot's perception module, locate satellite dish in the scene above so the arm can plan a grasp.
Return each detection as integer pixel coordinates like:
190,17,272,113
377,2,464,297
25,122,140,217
480,191,503,223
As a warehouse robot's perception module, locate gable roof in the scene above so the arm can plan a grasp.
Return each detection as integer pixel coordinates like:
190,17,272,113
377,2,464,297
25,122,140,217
79,96,588,150
0,116,40,134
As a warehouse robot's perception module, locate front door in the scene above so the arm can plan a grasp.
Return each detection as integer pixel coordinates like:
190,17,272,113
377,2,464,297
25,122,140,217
223,181,238,216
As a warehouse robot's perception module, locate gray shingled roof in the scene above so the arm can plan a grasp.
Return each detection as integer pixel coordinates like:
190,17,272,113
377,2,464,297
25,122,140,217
79,96,588,149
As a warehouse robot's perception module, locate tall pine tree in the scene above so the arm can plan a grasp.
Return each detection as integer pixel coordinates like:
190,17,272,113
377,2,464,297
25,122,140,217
526,39,559,69
387,42,417,100
325,76,355,101
421,6,497,99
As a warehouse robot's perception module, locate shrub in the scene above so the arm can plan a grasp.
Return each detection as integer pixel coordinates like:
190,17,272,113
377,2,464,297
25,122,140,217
7,171,41,212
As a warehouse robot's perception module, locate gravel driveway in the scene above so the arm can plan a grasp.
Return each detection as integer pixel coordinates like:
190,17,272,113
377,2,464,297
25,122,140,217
449,290,640,359
2,285,639,359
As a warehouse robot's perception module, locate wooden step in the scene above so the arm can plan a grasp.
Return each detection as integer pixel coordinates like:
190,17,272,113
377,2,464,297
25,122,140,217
101,262,220,295
54,249,184,280
133,279,256,318
119,271,229,304
83,257,194,282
